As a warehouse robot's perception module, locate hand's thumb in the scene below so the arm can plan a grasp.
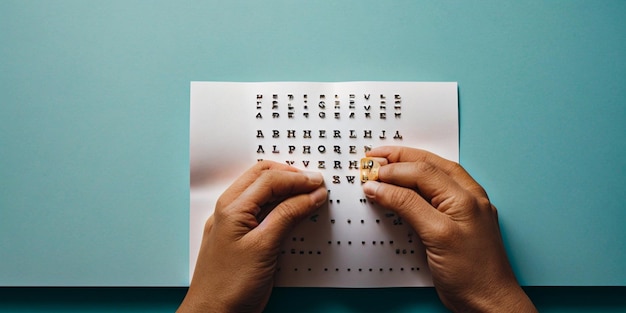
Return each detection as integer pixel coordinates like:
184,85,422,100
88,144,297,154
363,181,448,244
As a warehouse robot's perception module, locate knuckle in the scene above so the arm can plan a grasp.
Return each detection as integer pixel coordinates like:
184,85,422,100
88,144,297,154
215,194,229,210
254,159,277,170
469,194,496,217
476,196,493,211
212,203,229,221
456,193,498,220
458,193,478,209
256,170,281,191
203,216,214,234
257,169,276,182
488,202,499,219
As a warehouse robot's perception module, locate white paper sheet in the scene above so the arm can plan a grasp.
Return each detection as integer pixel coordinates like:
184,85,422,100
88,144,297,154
190,82,458,287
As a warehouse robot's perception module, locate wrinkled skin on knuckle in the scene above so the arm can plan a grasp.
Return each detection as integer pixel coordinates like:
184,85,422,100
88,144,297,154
450,187,494,222
471,184,490,199
433,190,469,217
458,194,480,214
464,196,498,226
430,189,452,209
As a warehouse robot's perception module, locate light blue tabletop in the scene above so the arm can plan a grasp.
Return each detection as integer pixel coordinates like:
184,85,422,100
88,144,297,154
1,0,624,297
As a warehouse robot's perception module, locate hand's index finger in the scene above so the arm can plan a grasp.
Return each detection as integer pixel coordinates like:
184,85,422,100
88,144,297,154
367,146,488,199
377,161,472,214
217,161,301,207
227,170,323,216
367,146,457,172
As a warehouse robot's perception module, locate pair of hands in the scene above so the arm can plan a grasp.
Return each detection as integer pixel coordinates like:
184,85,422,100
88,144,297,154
178,146,536,313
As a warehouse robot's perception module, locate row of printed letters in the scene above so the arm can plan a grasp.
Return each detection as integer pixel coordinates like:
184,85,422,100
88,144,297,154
256,129,403,140
255,111,401,119
256,158,359,184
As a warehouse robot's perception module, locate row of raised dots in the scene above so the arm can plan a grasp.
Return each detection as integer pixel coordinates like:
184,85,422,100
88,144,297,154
277,267,419,272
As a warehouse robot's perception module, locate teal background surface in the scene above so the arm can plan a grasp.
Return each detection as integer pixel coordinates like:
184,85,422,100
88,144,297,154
1,0,625,311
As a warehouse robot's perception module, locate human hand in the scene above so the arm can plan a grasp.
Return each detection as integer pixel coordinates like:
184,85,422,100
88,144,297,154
362,146,536,312
178,161,327,313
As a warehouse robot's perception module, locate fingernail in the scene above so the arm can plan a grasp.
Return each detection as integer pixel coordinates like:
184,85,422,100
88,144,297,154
303,171,323,185
362,181,380,198
310,187,327,207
